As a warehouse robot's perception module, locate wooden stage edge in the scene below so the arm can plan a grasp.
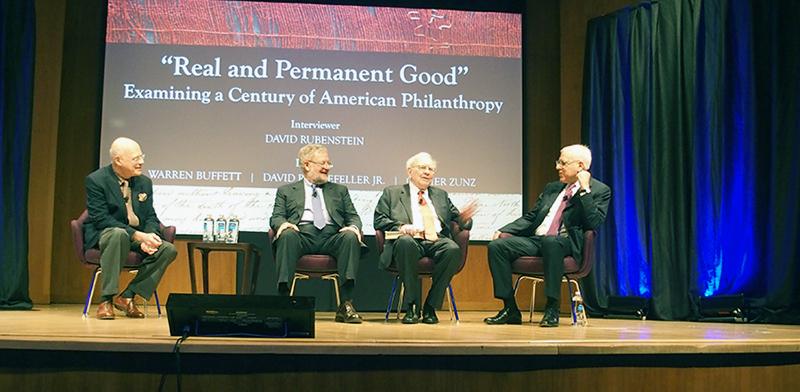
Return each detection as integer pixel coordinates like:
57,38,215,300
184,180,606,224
2,305,799,356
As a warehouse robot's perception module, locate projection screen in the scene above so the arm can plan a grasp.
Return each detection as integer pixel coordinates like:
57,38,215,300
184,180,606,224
100,0,522,240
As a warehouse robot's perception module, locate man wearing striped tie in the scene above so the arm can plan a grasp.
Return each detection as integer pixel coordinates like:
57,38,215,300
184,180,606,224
83,137,177,320
374,152,477,324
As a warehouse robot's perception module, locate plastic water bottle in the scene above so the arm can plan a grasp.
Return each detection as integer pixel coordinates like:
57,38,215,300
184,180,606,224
226,216,240,244
573,291,588,327
202,215,215,242
215,215,227,243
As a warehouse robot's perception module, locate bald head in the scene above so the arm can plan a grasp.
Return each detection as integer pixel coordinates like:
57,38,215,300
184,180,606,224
109,137,140,160
110,137,145,179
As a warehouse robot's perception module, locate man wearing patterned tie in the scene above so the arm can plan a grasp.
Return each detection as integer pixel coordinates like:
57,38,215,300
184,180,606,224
485,144,610,327
83,137,177,320
270,144,365,323
374,152,477,324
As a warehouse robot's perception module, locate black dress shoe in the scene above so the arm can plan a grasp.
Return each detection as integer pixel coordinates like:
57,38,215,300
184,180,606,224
402,303,420,324
484,306,522,325
539,306,560,327
422,303,439,324
335,300,363,324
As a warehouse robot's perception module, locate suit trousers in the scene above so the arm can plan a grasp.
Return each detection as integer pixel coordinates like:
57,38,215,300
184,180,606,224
487,235,572,301
391,235,461,308
273,224,361,287
98,227,177,299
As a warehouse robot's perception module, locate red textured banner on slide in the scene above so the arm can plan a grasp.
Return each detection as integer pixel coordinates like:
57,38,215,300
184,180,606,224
106,0,521,58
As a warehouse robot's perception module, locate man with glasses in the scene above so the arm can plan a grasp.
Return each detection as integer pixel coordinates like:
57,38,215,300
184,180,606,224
373,152,477,324
83,137,177,320
270,144,366,323
485,144,611,327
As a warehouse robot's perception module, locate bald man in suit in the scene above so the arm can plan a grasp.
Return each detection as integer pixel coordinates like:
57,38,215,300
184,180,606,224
83,137,177,320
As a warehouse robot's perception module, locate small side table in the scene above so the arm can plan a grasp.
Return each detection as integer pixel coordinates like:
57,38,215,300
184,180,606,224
186,242,261,295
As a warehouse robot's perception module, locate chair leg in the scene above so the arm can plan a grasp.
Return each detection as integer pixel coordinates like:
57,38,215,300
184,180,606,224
513,275,524,295
530,280,538,323
83,267,102,319
385,276,399,322
322,274,341,307
396,283,405,320
513,276,542,323
447,284,459,321
154,290,162,318
289,273,309,296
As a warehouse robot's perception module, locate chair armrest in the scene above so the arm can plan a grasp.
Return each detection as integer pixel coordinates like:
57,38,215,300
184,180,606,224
160,225,177,243
375,229,386,253
70,219,86,262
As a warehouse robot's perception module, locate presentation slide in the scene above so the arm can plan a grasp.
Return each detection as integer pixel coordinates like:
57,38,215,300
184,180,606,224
100,0,522,240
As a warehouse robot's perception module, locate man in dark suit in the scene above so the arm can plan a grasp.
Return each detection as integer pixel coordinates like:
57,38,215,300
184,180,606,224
374,152,477,324
486,144,610,327
84,137,177,320
270,144,365,323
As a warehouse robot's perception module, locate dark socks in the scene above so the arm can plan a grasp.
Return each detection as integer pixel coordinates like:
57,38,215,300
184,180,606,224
278,282,290,296
503,296,518,310
340,279,355,303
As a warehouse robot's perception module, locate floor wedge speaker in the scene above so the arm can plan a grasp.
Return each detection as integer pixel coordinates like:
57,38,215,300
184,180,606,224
167,294,315,338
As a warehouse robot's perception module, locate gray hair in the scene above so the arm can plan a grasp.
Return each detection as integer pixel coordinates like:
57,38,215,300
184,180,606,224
561,144,592,169
406,152,437,170
298,144,327,164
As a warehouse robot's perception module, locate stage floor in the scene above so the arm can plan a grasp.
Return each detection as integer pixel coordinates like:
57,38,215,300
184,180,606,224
1,305,799,356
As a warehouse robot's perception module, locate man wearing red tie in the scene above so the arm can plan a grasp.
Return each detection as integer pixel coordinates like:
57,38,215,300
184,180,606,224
485,144,611,327
374,152,477,324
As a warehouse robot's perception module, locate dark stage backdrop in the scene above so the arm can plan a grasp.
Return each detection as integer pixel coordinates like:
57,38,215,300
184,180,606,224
0,1,35,310
582,0,800,322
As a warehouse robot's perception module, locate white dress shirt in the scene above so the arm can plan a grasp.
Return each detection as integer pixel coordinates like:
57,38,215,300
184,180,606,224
534,181,580,236
300,178,331,225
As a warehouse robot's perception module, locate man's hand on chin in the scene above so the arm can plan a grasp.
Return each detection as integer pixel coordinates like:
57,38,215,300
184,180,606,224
577,170,592,191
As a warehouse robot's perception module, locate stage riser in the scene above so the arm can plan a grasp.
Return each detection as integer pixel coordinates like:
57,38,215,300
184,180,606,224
2,351,799,392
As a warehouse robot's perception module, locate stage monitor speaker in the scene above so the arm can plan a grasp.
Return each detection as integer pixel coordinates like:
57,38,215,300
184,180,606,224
698,294,747,322
604,295,648,320
166,294,315,338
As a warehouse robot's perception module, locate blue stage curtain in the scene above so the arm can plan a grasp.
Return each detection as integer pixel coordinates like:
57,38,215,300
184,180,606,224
0,1,35,309
581,0,800,322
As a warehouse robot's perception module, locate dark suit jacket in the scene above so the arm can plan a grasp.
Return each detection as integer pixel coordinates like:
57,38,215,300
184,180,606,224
269,180,362,232
499,178,611,264
83,164,162,250
373,184,472,270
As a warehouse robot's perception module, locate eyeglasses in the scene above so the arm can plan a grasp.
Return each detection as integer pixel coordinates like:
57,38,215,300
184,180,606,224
309,160,334,168
132,154,146,163
555,159,577,167
414,165,437,173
